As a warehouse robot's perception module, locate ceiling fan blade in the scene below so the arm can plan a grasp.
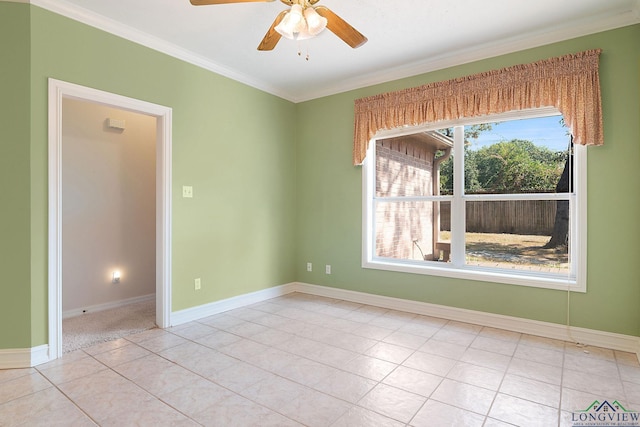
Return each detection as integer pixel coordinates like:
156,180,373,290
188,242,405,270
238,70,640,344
315,6,367,49
257,10,287,51
190,0,274,5
278,0,319,4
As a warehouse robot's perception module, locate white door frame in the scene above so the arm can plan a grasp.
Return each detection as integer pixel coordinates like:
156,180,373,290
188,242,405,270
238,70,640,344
47,78,172,360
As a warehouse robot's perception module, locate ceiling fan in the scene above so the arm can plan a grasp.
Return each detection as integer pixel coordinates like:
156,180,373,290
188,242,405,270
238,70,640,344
189,0,368,51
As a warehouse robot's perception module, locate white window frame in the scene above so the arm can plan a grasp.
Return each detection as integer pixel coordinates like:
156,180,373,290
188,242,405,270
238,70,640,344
362,108,587,292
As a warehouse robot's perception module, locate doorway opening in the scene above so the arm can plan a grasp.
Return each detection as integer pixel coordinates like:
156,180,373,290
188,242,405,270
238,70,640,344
48,79,172,360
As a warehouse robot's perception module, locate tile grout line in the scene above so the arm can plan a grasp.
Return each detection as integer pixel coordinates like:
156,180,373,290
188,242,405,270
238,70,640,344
18,293,638,426
34,354,107,427
126,331,304,426
482,331,522,426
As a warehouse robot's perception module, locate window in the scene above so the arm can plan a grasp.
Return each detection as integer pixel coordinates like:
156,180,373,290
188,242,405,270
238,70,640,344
362,108,587,291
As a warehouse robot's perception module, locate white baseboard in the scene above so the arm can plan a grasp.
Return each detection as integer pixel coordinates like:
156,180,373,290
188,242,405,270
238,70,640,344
171,281,639,359
170,283,297,326
0,345,49,370
0,348,31,370
31,345,49,367
5,281,638,369
63,293,155,319
292,282,640,359
1,286,295,369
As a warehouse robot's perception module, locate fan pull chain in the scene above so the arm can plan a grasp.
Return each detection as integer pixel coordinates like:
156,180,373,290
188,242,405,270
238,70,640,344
296,42,310,61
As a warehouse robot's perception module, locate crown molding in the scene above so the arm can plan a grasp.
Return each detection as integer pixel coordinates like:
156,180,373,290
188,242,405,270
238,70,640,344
19,0,640,103
28,0,296,101
296,4,640,102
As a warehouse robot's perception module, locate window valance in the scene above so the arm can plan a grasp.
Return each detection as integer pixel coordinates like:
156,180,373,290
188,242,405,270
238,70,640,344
353,49,603,165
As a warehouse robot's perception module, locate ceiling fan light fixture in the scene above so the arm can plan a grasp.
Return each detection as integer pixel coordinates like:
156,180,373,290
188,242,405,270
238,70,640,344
275,4,306,39
274,11,296,39
288,4,306,33
192,0,368,52
295,24,314,41
303,6,327,36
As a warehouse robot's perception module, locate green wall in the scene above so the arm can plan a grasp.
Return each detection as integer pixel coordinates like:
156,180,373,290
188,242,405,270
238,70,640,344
1,1,638,352
0,3,32,348
296,24,640,337
0,3,297,349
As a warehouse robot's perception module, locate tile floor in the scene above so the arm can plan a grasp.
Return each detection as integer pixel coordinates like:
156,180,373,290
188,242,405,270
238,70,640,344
1,292,639,426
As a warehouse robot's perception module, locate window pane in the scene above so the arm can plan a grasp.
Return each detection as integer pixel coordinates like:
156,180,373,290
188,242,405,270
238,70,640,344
376,200,451,262
376,132,453,197
365,109,584,290
464,200,569,274
463,116,571,195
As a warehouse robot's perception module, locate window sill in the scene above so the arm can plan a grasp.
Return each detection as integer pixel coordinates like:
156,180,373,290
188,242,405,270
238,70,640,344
362,258,585,292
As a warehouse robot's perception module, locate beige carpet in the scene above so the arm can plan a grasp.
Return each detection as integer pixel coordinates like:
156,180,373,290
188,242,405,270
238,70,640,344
62,298,156,353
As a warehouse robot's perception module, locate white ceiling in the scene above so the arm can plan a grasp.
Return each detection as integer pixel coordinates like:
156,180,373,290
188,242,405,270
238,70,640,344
30,0,640,102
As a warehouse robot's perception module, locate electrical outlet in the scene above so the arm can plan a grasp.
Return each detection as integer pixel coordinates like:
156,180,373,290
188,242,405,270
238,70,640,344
194,278,201,290
325,265,331,274
182,185,193,198
306,262,312,272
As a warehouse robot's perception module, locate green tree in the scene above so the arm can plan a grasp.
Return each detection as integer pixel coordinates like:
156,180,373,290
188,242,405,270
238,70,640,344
439,146,481,194
439,137,564,194
473,139,563,193
438,124,491,195
437,120,571,248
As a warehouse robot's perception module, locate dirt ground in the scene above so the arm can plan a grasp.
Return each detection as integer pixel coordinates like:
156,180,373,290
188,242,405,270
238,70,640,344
440,231,569,273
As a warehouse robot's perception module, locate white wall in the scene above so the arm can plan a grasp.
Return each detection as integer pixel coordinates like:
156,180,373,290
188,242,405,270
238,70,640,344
62,99,156,312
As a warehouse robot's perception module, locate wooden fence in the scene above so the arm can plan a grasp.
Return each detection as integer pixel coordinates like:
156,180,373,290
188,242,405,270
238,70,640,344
440,200,560,235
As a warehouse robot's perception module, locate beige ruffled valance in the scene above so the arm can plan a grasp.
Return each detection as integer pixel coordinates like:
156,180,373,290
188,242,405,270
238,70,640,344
353,49,603,165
